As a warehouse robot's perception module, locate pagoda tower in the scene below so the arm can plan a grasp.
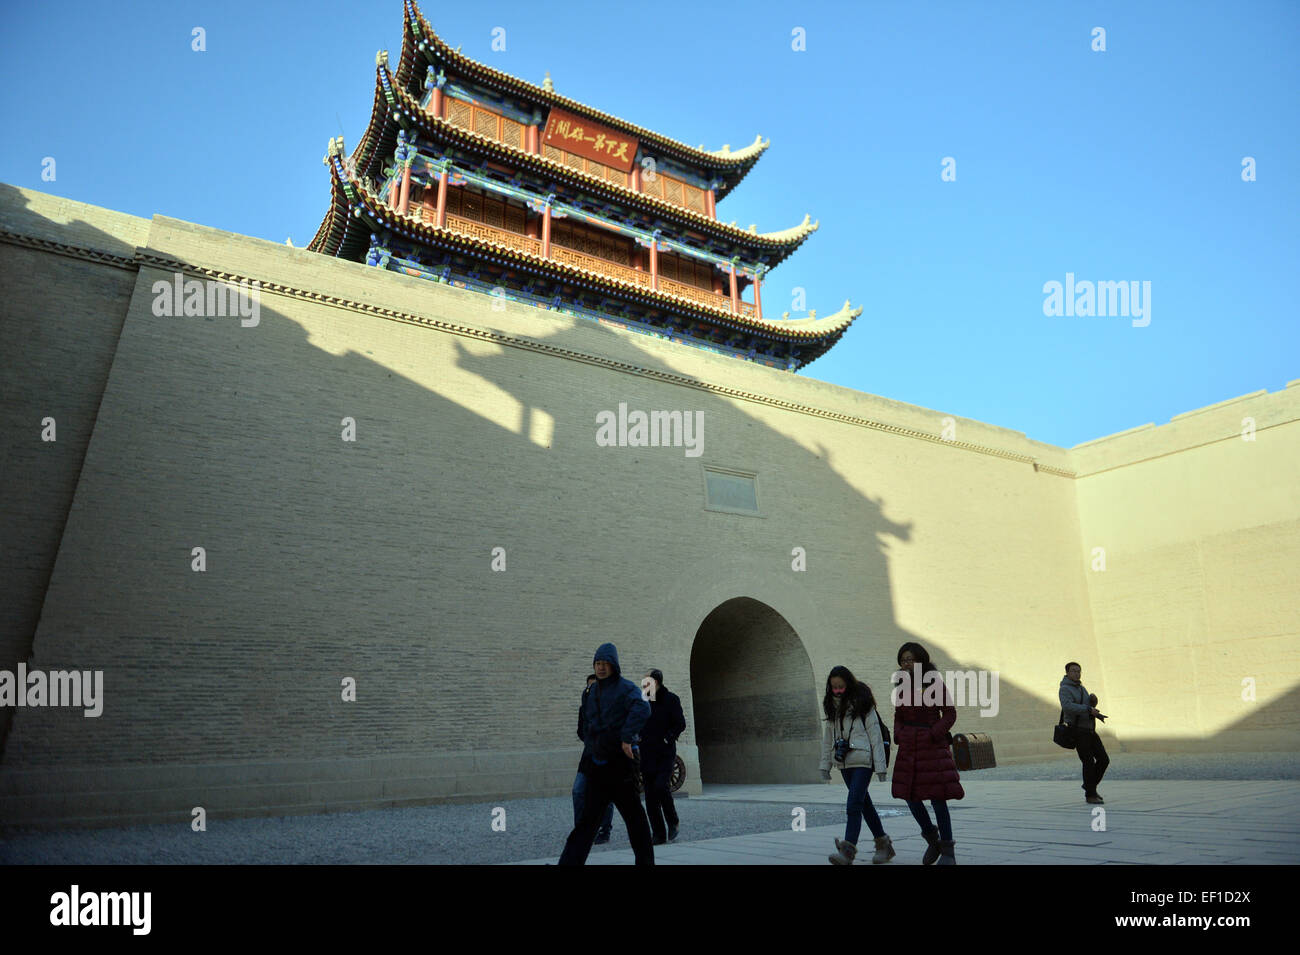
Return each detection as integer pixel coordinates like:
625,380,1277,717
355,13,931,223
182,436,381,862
310,0,860,370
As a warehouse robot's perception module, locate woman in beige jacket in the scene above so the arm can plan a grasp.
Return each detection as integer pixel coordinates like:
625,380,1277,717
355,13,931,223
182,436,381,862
820,665,894,864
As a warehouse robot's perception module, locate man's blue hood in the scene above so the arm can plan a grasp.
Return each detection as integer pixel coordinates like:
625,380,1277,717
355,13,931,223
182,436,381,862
594,642,620,675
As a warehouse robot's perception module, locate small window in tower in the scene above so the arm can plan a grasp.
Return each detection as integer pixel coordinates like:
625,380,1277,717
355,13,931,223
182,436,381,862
703,467,760,516
447,99,472,130
501,115,525,150
474,107,499,139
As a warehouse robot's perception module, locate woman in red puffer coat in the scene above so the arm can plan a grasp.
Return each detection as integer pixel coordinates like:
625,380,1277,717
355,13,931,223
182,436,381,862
891,641,964,865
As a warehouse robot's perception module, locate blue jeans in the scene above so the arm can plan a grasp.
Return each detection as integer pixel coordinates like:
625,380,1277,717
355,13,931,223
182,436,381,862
842,768,885,845
906,799,953,841
572,769,614,833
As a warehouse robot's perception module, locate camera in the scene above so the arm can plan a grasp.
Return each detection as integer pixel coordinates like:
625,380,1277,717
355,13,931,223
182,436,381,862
833,737,850,762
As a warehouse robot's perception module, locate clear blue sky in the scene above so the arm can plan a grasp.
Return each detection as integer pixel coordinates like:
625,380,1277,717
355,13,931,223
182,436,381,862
2,0,1295,447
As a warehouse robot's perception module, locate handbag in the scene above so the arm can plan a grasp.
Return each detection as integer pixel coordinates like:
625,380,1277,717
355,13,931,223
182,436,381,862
1052,708,1077,749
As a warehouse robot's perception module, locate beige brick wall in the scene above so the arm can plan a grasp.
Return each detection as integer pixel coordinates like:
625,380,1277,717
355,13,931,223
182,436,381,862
0,184,1294,827
0,185,149,754
1072,387,1300,751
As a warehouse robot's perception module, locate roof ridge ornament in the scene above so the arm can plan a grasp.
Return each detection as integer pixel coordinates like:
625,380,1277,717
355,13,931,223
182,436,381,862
324,136,346,165
543,71,554,93
376,49,389,69
705,134,768,161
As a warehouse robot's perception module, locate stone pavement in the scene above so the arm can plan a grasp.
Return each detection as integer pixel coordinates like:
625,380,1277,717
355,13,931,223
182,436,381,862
510,779,1300,865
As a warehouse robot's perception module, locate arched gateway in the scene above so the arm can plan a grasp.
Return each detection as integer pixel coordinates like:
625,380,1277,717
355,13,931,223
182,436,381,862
688,597,821,783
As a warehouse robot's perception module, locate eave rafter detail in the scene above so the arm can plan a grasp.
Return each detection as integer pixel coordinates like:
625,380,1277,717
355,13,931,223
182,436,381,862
354,66,816,263
316,159,859,347
401,0,766,187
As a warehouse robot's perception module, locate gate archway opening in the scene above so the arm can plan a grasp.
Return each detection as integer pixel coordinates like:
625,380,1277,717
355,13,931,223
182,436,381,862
688,597,821,784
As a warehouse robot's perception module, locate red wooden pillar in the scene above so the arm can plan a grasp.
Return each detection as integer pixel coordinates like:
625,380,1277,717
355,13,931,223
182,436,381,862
542,205,552,258
527,124,538,154
435,167,449,228
431,87,444,119
711,268,723,295
399,162,412,215
705,188,716,218
388,176,399,211
649,242,659,290
631,166,641,192
729,264,739,314
753,272,763,319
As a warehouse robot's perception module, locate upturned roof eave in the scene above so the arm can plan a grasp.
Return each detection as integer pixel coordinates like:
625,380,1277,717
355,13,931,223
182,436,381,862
325,163,856,343
402,0,767,184
378,75,815,261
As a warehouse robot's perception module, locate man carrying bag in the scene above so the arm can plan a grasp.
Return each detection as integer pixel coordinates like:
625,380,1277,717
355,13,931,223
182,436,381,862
1058,662,1110,805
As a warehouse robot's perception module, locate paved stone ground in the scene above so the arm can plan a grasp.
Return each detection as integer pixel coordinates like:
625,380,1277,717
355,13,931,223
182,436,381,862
513,778,1300,865
1,752,1296,865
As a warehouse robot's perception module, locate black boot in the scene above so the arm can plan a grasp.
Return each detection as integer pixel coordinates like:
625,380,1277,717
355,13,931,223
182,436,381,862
921,826,941,866
937,839,956,865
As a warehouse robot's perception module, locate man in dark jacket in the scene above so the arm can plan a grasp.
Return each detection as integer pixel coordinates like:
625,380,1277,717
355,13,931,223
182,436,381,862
573,673,615,844
1060,662,1110,804
558,643,655,865
639,668,686,845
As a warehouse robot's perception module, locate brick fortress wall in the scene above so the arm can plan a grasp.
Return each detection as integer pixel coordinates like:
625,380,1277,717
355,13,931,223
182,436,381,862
1,184,1295,827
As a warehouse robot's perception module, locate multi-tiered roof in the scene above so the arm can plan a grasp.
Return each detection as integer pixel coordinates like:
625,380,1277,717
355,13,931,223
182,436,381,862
309,0,859,369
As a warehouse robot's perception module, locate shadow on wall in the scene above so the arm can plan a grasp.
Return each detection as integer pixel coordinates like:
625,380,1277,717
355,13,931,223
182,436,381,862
4,181,1282,818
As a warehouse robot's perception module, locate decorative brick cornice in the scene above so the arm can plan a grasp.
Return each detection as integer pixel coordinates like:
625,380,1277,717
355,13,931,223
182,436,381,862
3,227,1078,479
0,229,138,271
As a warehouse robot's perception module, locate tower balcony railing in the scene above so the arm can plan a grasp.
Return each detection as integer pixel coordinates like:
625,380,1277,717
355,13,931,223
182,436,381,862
426,209,755,317
550,244,653,290
443,213,542,257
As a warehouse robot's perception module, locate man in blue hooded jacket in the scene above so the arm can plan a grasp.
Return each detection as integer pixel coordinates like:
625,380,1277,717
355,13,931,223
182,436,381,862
558,643,655,865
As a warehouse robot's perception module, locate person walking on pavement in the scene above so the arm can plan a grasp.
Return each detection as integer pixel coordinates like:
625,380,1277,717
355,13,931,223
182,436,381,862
558,643,655,866
1060,662,1110,805
639,668,686,845
821,665,894,865
572,673,616,844
892,642,964,865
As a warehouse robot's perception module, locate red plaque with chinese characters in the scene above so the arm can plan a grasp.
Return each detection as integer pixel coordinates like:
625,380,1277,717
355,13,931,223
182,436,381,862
542,107,639,172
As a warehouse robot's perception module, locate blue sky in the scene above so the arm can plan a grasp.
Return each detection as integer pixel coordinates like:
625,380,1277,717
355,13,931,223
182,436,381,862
2,0,1295,447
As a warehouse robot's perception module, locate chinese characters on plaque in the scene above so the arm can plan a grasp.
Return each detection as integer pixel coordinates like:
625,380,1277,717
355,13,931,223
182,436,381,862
542,107,640,173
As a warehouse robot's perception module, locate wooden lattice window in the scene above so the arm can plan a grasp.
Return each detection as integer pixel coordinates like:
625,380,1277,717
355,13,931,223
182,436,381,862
504,204,525,234
542,144,630,186
448,188,528,236
462,191,482,221
482,195,505,229
501,115,526,150
661,174,685,207
445,97,529,151
660,253,714,290
640,172,664,199
446,99,472,131
682,182,705,213
552,220,630,266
